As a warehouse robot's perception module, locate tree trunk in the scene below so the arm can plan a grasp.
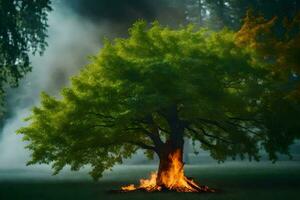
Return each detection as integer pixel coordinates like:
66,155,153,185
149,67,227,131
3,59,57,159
156,142,184,189
154,143,209,192
121,110,215,192
155,106,186,189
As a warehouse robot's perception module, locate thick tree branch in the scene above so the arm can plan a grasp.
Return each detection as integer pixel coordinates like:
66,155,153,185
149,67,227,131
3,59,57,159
227,116,262,124
225,120,261,137
86,112,164,150
158,126,170,134
126,141,157,152
186,126,234,144
138,114,165,147
97,139,156,152
197,118,229,132
124,125,164,149
88,121,162,152
195,116,262,138
185,128,215,148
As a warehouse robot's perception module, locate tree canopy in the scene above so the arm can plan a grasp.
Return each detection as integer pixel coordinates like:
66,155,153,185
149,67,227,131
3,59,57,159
18,21,300,180
0,0,52,105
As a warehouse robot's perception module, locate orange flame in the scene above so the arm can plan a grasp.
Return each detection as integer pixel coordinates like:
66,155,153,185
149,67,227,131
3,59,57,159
121,149,214,193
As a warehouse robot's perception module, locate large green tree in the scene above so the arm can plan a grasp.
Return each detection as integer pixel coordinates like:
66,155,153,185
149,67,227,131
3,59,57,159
18,21,300,190
0,0,51,109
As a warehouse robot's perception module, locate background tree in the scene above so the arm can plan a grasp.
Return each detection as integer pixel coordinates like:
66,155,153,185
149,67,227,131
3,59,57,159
185,0,207,26
185,0,300,30
18,21,300,190
0,0,52,114
63,0,186,28
235,12,300,159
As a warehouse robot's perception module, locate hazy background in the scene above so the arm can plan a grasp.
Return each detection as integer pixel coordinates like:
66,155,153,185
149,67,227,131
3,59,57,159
0,2,100,169
0,0,187,170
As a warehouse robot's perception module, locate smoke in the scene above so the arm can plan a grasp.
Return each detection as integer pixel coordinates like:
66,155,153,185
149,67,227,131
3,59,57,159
0,0,188,169
63,0,186,29
0,3,104,168
0,0,192,168
0,0,183,169
64,0,156,23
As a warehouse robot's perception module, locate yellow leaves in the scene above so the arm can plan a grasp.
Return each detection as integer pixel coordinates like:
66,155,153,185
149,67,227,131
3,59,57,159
235,9,300,99
235,11,277,50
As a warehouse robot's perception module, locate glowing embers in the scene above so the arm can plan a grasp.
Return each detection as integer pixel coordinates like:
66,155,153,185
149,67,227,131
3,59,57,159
121,149,215,193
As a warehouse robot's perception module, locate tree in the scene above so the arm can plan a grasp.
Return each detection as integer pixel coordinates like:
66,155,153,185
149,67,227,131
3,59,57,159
18,21,300,192
185,0,207,26
227,0,300,29
235,13,300,159
236,11,300,98
0,0,52,108
185,0,300,30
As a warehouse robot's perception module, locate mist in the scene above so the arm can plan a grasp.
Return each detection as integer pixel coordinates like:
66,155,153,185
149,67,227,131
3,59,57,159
0,0,184,170
0,3,103,169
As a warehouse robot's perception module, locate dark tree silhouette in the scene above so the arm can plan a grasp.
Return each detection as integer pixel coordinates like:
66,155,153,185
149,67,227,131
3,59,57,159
0,0,52,109
186,0,300,29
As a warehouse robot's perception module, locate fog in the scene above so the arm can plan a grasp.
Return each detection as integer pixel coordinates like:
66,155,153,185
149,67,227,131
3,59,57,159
0,3,102,169
0,1,185,171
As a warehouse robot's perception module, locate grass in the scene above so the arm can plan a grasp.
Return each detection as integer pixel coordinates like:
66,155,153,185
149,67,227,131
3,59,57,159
0,162,299,200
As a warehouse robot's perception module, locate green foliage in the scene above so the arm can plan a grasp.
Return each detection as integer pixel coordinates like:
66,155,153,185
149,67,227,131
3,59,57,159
18,21,300,180
0,0,52,107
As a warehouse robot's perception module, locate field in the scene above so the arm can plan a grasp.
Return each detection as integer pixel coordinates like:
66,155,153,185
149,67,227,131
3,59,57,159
0,162,299,200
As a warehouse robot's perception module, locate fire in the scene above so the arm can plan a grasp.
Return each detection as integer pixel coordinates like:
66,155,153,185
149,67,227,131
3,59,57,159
121,149,215,193
122,172,160,192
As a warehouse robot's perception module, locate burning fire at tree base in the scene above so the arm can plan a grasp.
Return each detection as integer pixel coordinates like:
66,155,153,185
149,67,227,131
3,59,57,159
121,171,215,193
120,150,215,193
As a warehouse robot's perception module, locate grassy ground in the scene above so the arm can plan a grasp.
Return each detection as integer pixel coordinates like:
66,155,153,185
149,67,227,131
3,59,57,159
0,162,299,200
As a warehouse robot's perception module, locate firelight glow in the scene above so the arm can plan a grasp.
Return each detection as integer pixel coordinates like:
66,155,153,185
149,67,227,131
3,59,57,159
121,149,215,192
